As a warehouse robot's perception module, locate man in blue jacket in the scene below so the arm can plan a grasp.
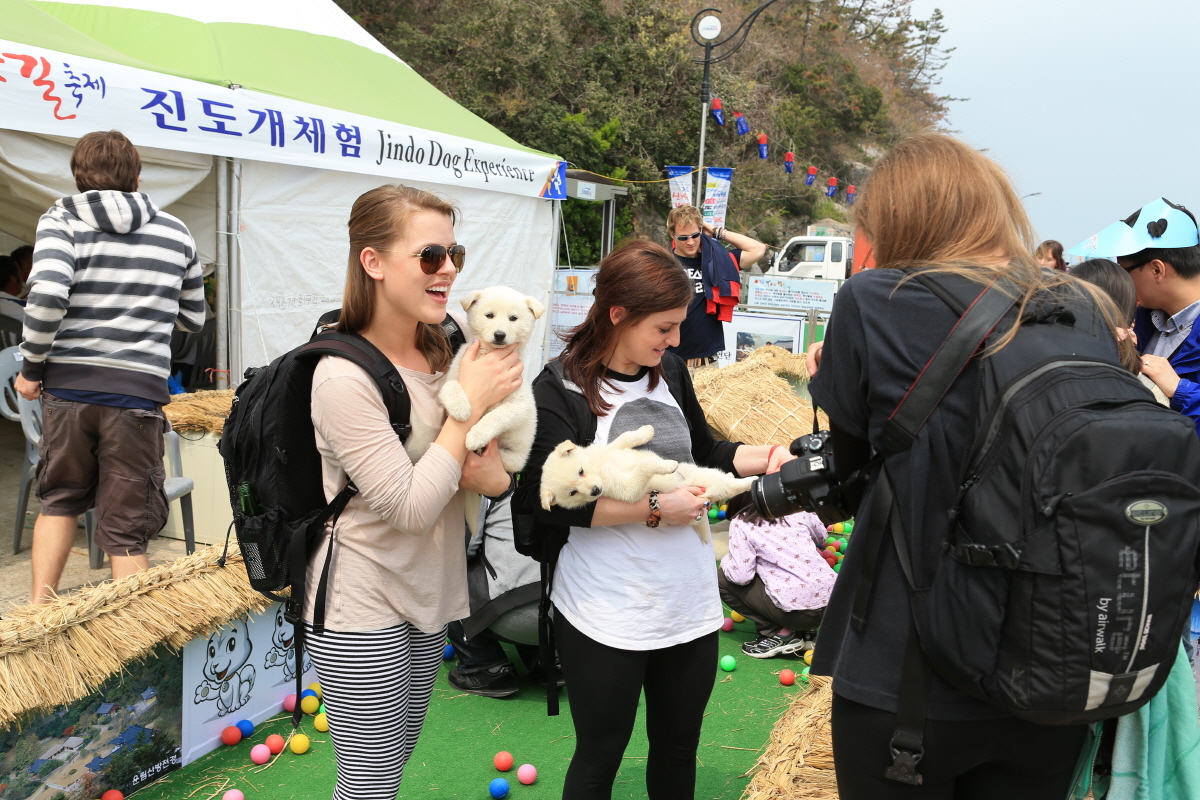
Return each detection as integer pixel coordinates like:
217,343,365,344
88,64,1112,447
1079,198,1200,431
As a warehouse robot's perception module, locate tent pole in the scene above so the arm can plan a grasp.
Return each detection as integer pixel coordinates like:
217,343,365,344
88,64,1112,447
228,159,243,382
542,199,562,368
214,157,230,390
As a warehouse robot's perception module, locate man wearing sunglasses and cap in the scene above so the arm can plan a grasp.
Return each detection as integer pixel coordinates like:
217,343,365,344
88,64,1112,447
665,205,766,368
1073,198,1200,433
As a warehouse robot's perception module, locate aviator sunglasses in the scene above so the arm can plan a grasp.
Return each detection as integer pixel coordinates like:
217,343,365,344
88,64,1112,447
378,244,466,274
674,231,702,241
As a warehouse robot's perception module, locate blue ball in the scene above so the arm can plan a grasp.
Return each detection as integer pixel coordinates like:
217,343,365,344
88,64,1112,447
489,778,509,799
717,510,727,520
442,643,455,660
300,689,318,700
235,719,254,738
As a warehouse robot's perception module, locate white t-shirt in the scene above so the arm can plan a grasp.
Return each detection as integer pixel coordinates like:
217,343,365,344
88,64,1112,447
551,370,725,650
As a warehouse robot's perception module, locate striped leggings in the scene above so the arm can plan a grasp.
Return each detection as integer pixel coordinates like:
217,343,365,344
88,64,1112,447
303,621,446,800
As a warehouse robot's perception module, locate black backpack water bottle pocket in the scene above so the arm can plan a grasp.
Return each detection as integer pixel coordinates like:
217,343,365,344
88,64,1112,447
237,507,320,594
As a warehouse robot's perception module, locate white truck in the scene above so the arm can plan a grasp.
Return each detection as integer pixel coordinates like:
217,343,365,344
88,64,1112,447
767,235,855,280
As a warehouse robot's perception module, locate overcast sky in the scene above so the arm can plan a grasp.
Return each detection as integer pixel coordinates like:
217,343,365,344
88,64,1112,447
908,0,1200,254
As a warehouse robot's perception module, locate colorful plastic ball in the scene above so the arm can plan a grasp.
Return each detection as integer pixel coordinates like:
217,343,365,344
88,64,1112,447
300,689,318,700
799,664,811,675
833,522,845,533
844,521,854,532
223,791,245,800
708,507,719,520
779,669,796,686
235,719,254,738
720,655,737,672
250,744,271,765
717,510,726,520
300,694,320,715
307,682,322,698
825,536,837,547
517,764,537,785
282,693,297,712
319,703,326,715
443,643,455,659
730,611,745,623
290,733,310,754
489,778,510,798
494,751,514,771
220,726,242,746
721,617,735,632
314,712,329,732
804,650,814,665
102,791,124,800
833,562,842,573
265,734,285,754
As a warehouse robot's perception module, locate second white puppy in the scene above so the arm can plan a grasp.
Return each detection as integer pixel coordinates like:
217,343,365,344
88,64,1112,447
439,285,544,473
539,424,756,544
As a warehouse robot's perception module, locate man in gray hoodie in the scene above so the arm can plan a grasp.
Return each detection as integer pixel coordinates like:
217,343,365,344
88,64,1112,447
16,130,205,603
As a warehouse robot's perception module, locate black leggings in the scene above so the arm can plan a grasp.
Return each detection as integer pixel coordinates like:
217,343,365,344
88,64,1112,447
831,694,1088,800
554,611,719,800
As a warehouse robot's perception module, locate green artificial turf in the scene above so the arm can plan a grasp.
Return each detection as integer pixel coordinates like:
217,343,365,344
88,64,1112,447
133,610,809,800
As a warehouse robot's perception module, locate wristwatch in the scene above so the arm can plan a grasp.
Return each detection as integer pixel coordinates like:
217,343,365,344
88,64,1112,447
646,490,662,528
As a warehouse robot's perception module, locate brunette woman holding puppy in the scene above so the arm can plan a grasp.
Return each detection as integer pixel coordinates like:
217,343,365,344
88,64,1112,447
513,241,792,800
303,185,520,800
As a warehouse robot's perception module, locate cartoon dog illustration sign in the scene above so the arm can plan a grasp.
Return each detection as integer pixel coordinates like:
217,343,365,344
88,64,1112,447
194,619,256,716
263,604,310,682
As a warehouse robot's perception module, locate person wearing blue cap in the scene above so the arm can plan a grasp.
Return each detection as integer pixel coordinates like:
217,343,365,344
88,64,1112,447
1072,198,1200,430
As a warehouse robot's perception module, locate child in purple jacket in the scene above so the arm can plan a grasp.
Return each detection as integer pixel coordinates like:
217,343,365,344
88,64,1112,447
718,509,835,658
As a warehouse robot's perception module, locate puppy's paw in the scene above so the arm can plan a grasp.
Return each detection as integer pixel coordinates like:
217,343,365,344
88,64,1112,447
464,426,491,453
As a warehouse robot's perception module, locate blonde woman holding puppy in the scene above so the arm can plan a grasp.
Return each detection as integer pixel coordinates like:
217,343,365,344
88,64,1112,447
303,185,520,800
513,240,792,800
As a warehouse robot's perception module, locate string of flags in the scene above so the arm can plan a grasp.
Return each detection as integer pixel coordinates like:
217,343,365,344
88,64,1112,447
709,97,856,203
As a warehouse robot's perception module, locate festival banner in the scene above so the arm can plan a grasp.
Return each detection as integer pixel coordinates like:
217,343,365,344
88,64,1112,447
0,39,562,199
666,165,694,208
702,167,734,228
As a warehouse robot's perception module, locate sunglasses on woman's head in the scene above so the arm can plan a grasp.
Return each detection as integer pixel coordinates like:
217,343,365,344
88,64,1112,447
674,231,702,241
377,244,466,274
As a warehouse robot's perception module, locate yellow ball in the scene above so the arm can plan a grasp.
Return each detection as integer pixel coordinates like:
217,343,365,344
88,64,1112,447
300,695,320,715
730,611,745,623
804,649,814,665
290,733,310,754
832,523,845,534
307,682,322,698
314,712,329,732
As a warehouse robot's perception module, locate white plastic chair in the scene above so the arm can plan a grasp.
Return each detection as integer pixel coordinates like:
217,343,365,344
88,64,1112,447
0,345,24,422
13,395,196,567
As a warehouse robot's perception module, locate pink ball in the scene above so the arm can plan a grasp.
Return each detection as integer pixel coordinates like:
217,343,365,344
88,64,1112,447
223,792,245,800
250,744,271,765
517,764,537,785
721,617,735,632
282,693,297,712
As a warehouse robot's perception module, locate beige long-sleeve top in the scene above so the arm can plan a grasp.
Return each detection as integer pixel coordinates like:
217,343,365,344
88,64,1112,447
301,354,467,633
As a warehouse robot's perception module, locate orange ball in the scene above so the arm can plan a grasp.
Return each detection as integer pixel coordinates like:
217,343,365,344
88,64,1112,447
779,669,796,686
494,751,514,771
102,792,124,800
265,734,285,754
220,726,242,746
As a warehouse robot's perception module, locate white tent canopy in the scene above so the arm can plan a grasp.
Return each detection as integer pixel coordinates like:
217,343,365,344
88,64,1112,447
1,0,565,382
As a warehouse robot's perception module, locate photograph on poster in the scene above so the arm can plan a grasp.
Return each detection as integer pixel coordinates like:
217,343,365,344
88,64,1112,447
717,313,803,368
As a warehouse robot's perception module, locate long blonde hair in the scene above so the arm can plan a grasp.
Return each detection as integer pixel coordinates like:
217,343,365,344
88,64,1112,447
338,185,460,372
856,133,1128,356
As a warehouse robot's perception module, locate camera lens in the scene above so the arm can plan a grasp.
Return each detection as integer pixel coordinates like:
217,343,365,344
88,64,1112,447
750,472,796,522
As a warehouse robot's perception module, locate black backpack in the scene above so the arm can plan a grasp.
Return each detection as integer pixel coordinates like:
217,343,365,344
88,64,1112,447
218,309,466,725
851,272,1200,785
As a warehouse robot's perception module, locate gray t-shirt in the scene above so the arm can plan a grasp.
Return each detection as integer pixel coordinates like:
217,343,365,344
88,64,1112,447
808,269,1007,720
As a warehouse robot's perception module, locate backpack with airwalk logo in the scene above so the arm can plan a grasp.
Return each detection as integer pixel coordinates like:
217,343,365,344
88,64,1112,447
218,309,466,725
850,272,1200,785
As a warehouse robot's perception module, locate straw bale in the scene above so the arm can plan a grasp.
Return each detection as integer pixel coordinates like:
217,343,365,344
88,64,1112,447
164,389,235,434
693,359,827,446
742,343,813,383
741,676,839,800
0,541,272,727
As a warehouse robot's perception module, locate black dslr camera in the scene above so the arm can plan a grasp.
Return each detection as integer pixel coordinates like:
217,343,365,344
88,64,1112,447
749,430,856,524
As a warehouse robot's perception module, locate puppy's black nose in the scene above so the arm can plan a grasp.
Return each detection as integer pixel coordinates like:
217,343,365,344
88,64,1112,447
493,331,507,343
590,486,602,497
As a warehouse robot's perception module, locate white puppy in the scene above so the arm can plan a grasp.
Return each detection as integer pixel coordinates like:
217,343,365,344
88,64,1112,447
539,425,756,544
439,286,544,473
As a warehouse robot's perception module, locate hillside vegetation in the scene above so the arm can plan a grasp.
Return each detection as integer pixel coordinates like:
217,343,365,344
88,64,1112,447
337,0,953,262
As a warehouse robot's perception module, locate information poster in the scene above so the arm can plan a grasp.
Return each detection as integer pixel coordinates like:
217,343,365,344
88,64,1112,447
745,276,837,313
702,167,733,228
549,269,598,359
667,166,694,208
717,312,804,368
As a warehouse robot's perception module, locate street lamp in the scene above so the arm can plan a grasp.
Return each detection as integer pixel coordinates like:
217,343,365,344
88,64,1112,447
690,1,786,205
1020,192,1043,201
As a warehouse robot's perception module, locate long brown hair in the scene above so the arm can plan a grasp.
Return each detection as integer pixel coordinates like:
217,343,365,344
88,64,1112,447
1036,240,1068,271
338,185,460,372
560,240,693,415
855,133,1126,354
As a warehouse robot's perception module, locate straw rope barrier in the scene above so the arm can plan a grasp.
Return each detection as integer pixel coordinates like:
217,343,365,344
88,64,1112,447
0,541,272,728
164,389,235,434
741,676,839,799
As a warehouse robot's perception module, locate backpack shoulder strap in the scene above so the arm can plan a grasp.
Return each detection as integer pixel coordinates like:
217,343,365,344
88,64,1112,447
880,274,1017,453
299,332,415,443
440,314,468,353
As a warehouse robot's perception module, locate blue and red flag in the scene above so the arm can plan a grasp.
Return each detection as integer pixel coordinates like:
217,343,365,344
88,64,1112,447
805,165,818,186
826,177,838,198
735,112,750,136
784,151,795,174
710,97,725,126
846,185,857,205
758,133,768,159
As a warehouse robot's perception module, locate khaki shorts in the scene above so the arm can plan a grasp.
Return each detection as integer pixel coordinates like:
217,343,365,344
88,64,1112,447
36,394,170,557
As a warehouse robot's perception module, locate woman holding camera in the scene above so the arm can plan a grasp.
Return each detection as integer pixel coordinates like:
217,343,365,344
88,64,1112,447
806,134,1127,799
513,240,790,800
